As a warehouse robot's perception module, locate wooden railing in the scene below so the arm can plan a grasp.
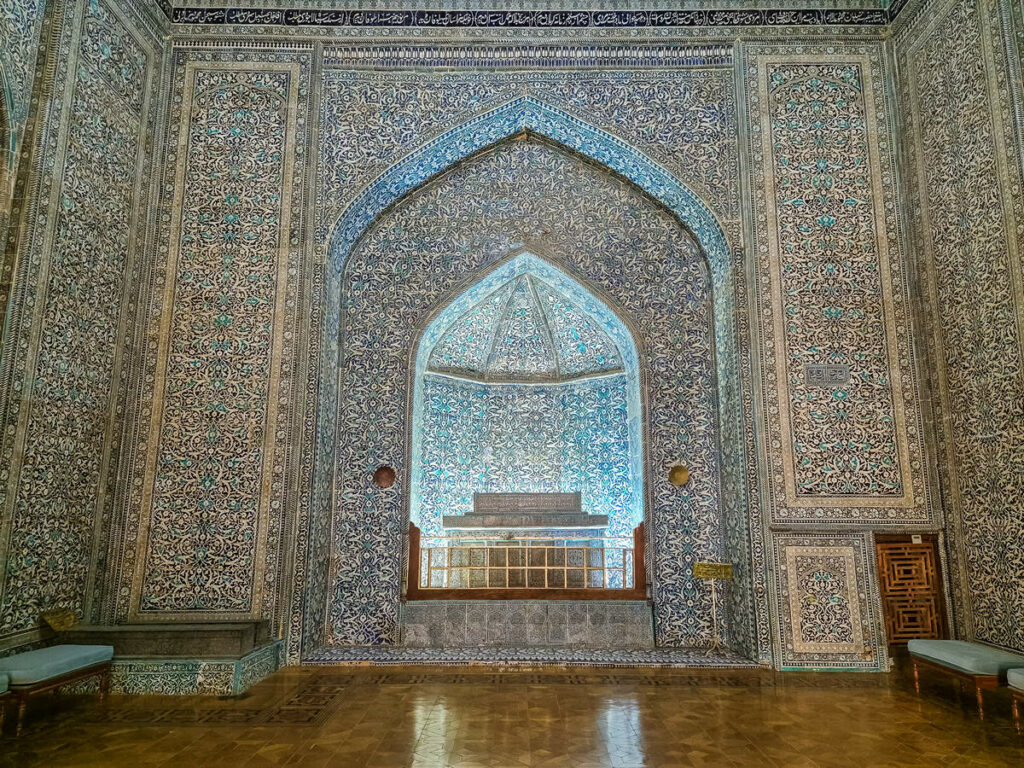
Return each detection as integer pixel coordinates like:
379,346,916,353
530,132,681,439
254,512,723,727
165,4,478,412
407,522,646,601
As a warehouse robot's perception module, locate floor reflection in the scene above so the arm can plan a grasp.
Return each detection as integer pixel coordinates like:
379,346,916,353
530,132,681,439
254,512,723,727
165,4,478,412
4,663,1024,767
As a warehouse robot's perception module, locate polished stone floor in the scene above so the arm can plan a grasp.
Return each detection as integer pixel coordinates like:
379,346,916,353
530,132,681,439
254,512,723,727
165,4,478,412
3,662,1023,767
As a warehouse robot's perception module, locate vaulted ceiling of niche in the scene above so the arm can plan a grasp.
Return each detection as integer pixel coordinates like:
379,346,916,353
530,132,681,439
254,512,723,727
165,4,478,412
426,272,625,384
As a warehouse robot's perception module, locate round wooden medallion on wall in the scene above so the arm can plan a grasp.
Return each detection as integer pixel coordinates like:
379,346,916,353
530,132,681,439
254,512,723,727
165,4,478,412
668,464,690,488
373,465,396,489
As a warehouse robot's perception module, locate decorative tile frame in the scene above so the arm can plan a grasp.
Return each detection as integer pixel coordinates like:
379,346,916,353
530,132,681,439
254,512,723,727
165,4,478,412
324,140,726,649
119,48,313,627
773,532,886,669
745,43,933,526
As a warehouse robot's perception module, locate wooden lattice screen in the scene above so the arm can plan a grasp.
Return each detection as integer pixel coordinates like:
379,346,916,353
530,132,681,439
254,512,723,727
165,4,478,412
875,536,947,645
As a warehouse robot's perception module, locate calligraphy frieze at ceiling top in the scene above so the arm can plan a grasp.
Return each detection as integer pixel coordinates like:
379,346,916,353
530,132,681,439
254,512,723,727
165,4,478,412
158,0,899,29
164,1,888,8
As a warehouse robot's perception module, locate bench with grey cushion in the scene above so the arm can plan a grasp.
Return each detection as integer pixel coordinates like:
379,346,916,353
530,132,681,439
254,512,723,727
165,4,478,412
0,644,113,736
1009,668,1024,732
908,639,1024,719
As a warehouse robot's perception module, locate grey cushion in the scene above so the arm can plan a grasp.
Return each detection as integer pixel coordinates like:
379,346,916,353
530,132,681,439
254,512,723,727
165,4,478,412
0,671,8,694
1008,668,1024,691
909,639,1024,678
0,645,113,686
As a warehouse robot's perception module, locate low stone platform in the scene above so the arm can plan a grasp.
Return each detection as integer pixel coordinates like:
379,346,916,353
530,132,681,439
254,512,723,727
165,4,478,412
442,512,609,529
54,622,280,695
61,621,271,659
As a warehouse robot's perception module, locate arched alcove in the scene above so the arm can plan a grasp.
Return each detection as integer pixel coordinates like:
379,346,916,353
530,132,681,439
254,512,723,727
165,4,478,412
410,252,645,540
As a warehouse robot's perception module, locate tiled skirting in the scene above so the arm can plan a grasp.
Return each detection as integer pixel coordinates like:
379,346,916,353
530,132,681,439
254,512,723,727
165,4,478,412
302,644,754,667
401,600,654,649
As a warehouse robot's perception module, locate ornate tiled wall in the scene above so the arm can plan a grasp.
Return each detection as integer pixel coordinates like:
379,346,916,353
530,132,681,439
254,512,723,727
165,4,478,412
325,137,728,649
5,6,1002,673
0,0,161,650
1,0,47,359
305,59,767,662
113,33,946,670
0,0,45,160
745,43,932,526
896,0,1024,652
741,40,937,670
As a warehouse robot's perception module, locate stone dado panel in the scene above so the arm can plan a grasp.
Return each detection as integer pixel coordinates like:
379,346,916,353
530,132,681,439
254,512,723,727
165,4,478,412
126,51,311,622
897,0,1024,652
402,601,654,649
746,45,931,524
0,0,157,643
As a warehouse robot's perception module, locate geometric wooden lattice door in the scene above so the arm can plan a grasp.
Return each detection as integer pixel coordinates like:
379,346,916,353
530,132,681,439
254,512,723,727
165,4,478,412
875,534,947,645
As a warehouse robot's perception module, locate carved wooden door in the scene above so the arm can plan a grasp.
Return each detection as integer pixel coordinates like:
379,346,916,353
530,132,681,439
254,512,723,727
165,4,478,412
875,535,947,645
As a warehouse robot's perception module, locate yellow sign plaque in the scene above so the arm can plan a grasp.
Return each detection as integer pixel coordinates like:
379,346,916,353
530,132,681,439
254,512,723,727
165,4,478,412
693,562,734,580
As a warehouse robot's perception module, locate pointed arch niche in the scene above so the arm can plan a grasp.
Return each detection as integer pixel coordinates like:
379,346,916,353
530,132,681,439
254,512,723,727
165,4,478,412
309,100,759,661
409,252,645,540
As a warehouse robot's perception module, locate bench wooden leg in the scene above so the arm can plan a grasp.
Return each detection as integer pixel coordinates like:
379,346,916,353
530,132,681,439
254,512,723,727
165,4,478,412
1012,696,1021,733
912,658,920,695
15,695,28,738
975,685,985,720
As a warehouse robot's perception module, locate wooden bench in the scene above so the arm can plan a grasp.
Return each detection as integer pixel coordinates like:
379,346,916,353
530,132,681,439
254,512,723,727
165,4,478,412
908,639,1024,720
0,644,113,736
1009,668,1024,733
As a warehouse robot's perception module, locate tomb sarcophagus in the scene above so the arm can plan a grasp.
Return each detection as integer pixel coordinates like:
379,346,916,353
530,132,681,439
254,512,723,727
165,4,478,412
442,492,608,530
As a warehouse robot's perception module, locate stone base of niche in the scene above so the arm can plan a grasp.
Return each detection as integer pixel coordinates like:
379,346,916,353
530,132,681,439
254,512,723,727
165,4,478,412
401,600,654,649
57,622,281,695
